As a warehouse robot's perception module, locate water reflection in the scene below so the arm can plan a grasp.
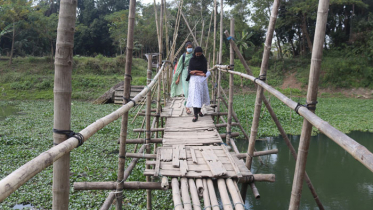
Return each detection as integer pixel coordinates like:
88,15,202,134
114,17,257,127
235,131,373,210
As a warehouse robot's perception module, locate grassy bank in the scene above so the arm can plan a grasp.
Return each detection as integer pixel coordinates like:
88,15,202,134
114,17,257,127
0,56,148,101
1,95,372,209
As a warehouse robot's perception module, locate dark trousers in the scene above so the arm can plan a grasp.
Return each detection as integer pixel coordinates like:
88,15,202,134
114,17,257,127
193,107,201,117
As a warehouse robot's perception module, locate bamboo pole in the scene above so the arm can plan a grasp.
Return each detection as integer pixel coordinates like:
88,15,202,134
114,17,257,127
219,0,223,64
212,0,217,65
250,183,260,199
289,1,330,209
202,179,211,210
242,0,280,200
125,138,163,144
181,178,192,210
153,0,160,46
235,149,278,158
123,145,146,181
205,10,213,57
200,19,204,48
207,179,220,210
237,174,276,183
189,179,202,210
52,0,77,208
74,182,167,190
180,11,199,46
0,63,167,202
217,179,233,210
100,193,115,210
226,18,234,145
226,179,244,210
172,178,183,210
116,0,136,208
212,68,373,173
195,179,204,197
126,153,156,159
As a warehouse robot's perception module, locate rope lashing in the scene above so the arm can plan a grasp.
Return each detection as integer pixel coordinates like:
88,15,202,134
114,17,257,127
227,36,235,41
254,74,266,83
234,202,246,208
123,97,137,107
294,101,318,115
53,129,84,147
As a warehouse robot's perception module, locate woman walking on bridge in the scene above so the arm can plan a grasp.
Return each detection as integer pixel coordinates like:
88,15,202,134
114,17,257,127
186,46,211,122
171,41,194,114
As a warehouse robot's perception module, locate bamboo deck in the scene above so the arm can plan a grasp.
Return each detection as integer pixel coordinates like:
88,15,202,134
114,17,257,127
147,98,252,209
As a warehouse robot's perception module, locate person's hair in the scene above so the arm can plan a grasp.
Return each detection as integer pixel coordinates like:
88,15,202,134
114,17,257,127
185,41,193,48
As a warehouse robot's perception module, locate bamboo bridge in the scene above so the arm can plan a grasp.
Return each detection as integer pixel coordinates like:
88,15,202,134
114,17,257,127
1,0,373,209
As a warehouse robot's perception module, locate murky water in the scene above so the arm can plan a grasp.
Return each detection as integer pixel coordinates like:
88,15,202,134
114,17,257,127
235,131,373,209
0,104,19,121
13,204,36,209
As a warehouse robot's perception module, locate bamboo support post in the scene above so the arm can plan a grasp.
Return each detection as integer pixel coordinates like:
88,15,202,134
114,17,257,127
217,179,233,210
229,138,240,154
289,1,330,209
189,179,202,210
226,18,234,145
125,138,163,144
219,0,223,64
207,179,220,210
52,0,77,208
0,63,166,202
126,153,157,159
181,178,192,210
172,178,183,210
242,0,280,201
100,193,115,210
202,179,211,210
250,183,260,199
116,1,136,208
226,179,244,210
212,0,217,66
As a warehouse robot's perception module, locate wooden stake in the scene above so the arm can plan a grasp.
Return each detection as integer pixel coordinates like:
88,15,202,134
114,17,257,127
289,0,330,209
189,179,202,210
207,179,220,210
172,178,183,210
116,1,136,209
226,179,244,210
226,18,234,145
52,0,77,208
181,178,192,210
217,179,233,210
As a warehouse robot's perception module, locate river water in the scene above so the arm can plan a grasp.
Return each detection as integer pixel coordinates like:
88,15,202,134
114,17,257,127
235,131,373,210
0,104,19,121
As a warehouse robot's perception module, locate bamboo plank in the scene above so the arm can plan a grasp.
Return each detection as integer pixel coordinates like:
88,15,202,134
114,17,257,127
226,178,244,210
217,179,233,210
190,148,198,164
200,147,227,177
179,145,186,160
172,178,183,210
221,145,242,178
180,160,188,176
172,145,180,168
202,179,211,210
207,179,220,210
154,148,161,176
189,179,202,210
181,178,192,210
160,148,173,161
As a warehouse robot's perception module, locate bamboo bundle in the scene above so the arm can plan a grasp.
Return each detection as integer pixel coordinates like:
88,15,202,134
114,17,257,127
0,62,168,202
100,193,115,210
289,1,330,209
181,178,192,210
172,178,183,210
195,179,204,197
202,179,211,210
217,179,233,210
52,0,77,208
188,179,202,210
207,179,220,210
226,179,244,210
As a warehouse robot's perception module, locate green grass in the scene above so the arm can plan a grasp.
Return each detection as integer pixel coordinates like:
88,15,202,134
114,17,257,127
0,56,147,101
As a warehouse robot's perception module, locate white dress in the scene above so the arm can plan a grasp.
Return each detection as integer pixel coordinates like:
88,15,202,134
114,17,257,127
186,71,211,108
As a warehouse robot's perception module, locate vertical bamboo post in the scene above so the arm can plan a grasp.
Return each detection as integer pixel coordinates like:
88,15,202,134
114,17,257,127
200,19,204,47
216,0,223,123
212,0,217,66
242,0,280,200
52,0,77,209
145,54,153,210
226,18,234,145
164,0,170,97
116,0,136,209
289,0,330,209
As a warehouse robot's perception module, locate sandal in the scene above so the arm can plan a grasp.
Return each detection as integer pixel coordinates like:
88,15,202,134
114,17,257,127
186,108,192,114
192,116,198,122
198,112,204,117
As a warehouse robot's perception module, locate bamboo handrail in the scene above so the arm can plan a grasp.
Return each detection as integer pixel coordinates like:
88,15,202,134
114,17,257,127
0,62,169,202
211,68,373,173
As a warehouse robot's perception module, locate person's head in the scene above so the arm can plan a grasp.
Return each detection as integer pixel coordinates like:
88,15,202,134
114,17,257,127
185,41,193,54
194,46,203,57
